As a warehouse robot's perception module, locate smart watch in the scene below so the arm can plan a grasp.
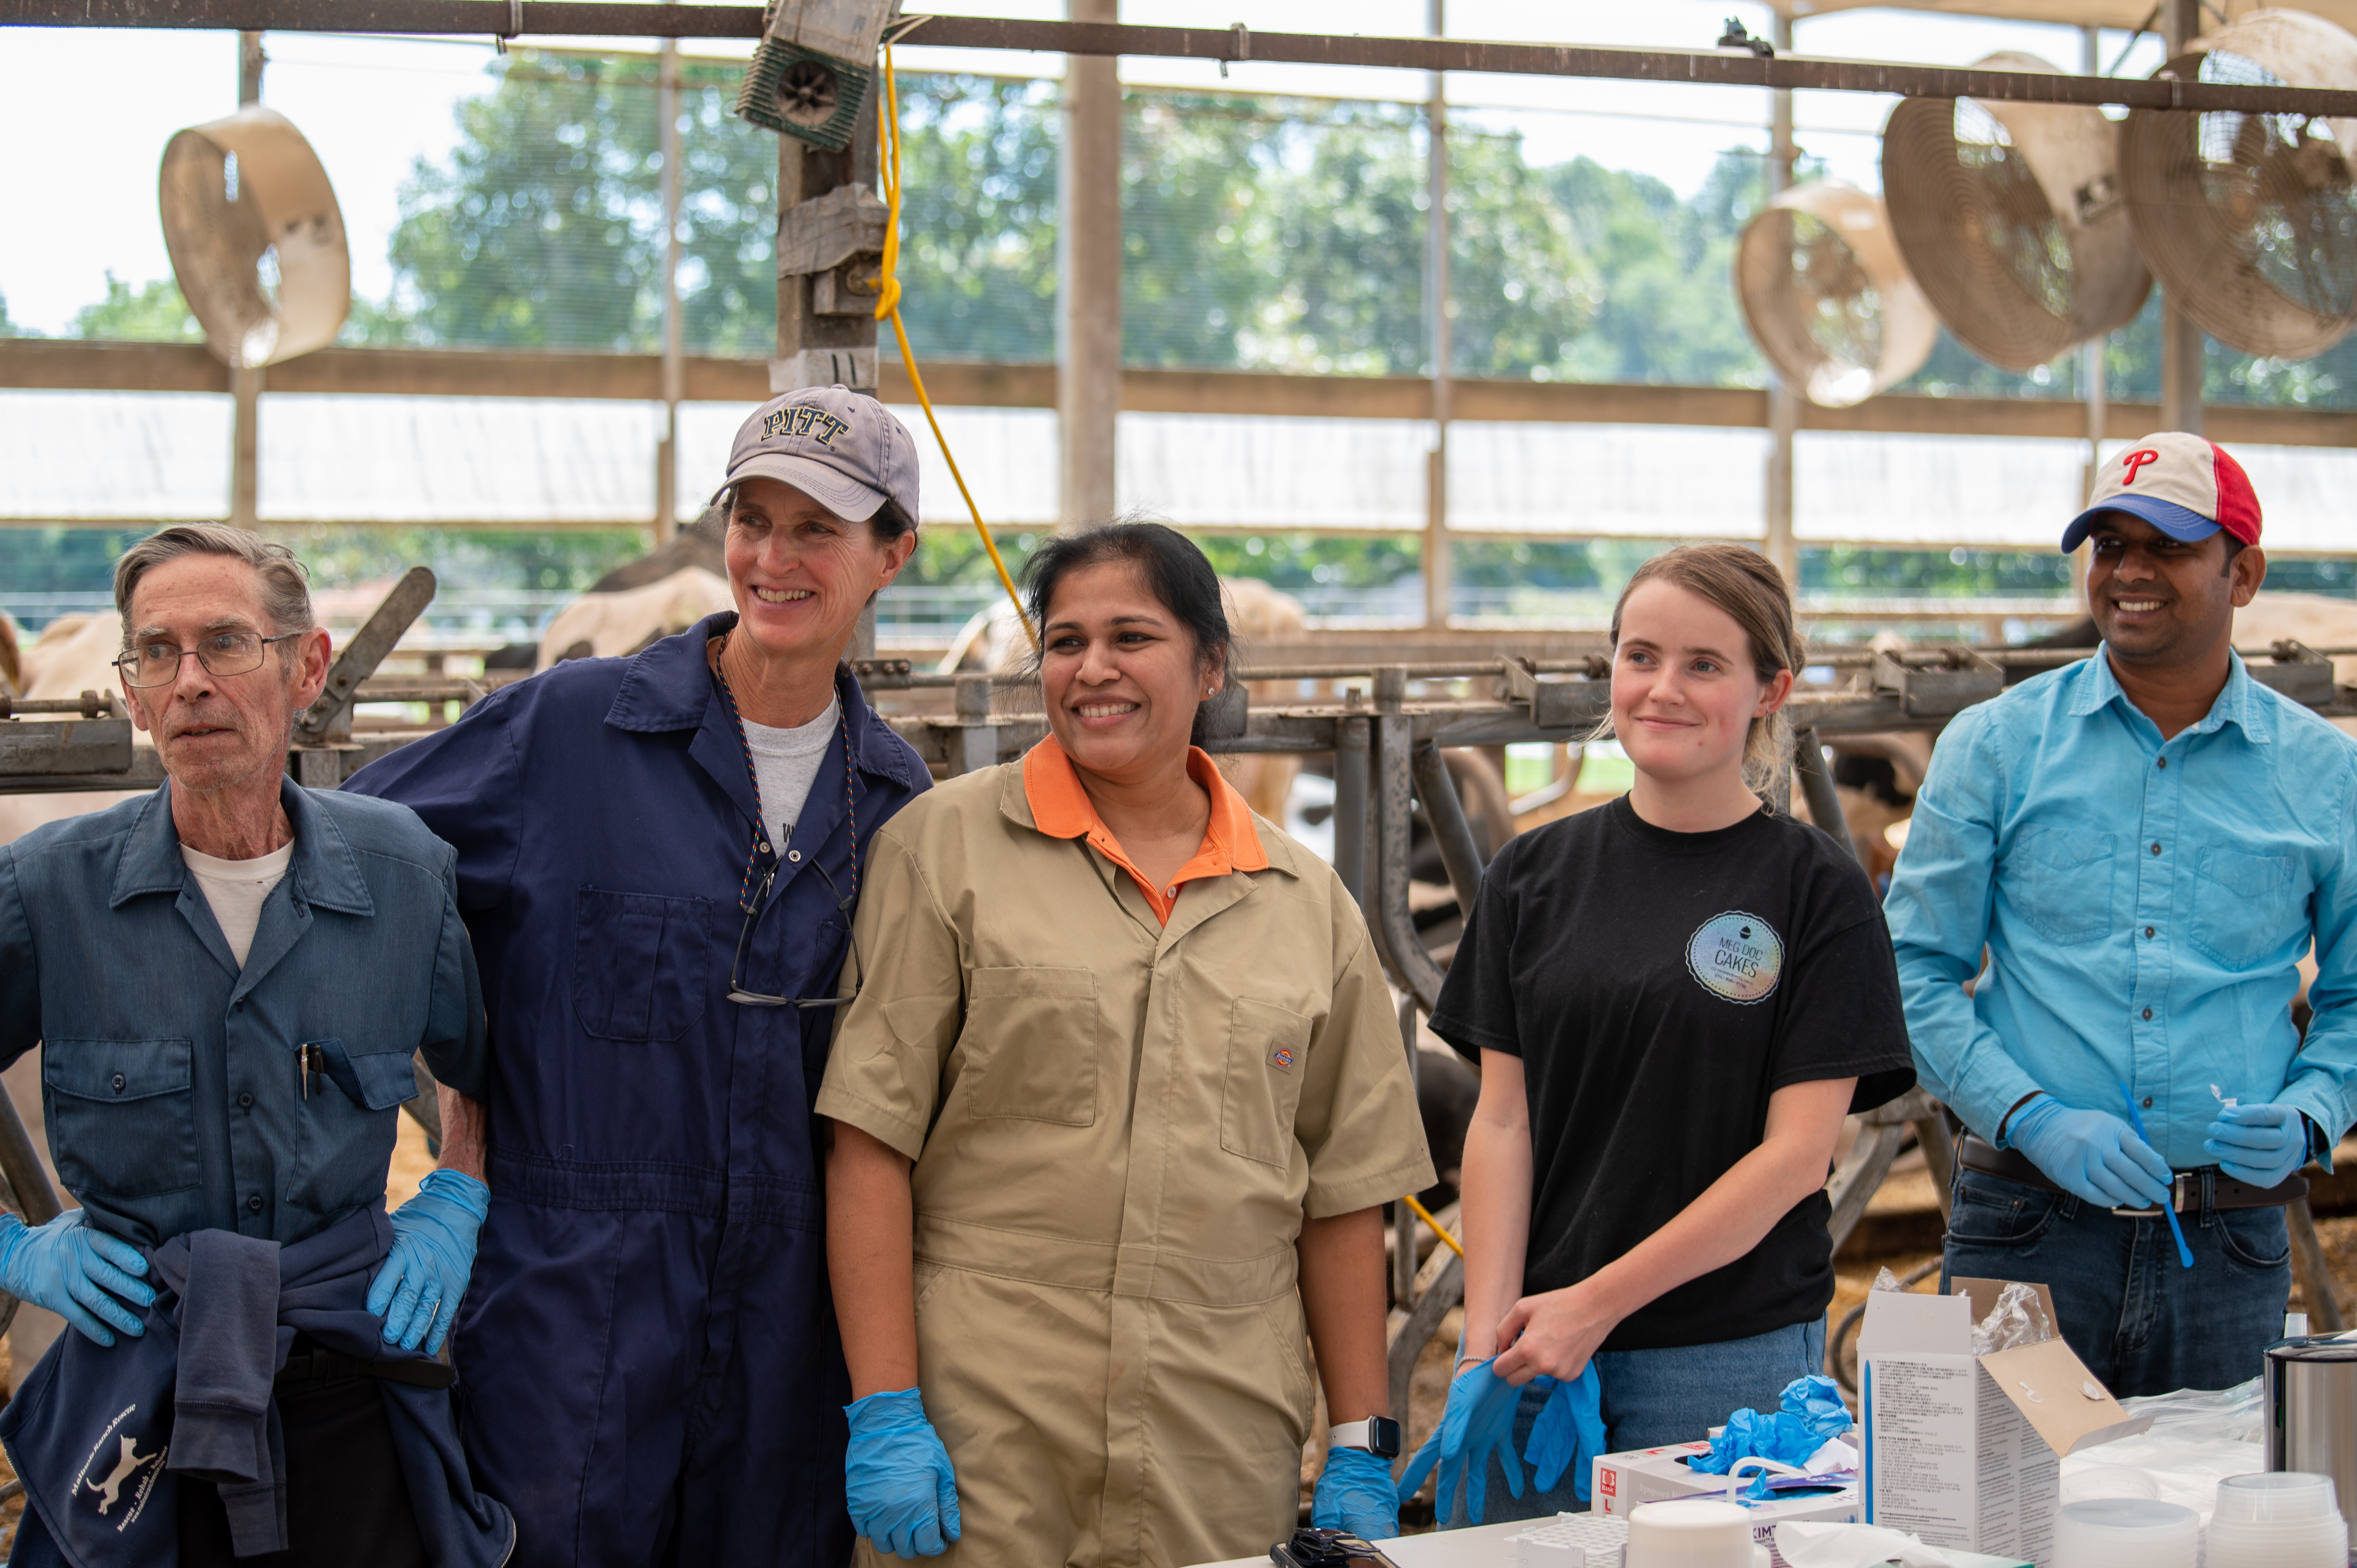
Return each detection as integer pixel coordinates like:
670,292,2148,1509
1327,1416,1401,1460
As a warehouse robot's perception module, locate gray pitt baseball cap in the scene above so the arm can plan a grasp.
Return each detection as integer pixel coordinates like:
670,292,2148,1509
717,386,920,525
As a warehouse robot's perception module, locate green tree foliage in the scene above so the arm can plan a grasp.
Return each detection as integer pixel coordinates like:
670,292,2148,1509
71,274,202,343
0,291,29,339
893,78,1059,360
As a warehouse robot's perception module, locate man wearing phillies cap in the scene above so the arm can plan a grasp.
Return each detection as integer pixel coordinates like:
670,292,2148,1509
1888,431,2357,1396
346,386,933,1564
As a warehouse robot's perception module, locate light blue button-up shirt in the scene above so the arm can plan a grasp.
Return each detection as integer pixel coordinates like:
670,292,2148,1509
1886,648,2357,1168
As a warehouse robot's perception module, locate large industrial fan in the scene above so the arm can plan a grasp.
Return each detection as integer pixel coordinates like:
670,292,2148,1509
2121,9,2357,360
1735,183,1937,407
159,105,349,368
1883,51,2151,371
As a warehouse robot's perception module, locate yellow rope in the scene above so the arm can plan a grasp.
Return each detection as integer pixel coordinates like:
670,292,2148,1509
874,46,1037,650
1404,1193,1463,1259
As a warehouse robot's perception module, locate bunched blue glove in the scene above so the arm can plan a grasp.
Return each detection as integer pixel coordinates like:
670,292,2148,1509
366,1168,488,1354
1524,1365,1605,1501
1395,1357,1525,1525
0,1210,154,1348
845,1387,961,1560
2206,1102,2311,1189
2009,1098,2173,1210
1312,1445,1400,1543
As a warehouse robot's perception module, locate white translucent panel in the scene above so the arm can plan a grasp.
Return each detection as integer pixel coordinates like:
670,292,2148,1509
259,396,661,523
0,391,231,521
677,403,1061,527
1119,413,1427,532
1793,430,2088,548
2213,443,2357,556
1449,423,1770,538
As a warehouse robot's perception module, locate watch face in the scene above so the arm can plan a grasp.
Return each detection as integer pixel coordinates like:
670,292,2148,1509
1368,1415,1402,1459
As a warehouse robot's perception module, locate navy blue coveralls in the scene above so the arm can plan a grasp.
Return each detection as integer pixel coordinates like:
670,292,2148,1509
345,613,929,1567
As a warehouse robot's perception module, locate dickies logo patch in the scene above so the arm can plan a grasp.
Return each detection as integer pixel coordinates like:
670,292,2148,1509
1269,1045,1297,1071
1685,910,1784,1005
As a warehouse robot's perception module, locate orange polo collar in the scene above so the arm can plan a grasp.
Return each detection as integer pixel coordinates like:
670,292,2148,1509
1022,736,1269,926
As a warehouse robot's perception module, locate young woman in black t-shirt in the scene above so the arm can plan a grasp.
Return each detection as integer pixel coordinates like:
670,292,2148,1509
1424,545,1915,1525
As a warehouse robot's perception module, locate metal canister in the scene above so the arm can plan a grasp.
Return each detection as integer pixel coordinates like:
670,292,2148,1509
2264,1334,2357,1555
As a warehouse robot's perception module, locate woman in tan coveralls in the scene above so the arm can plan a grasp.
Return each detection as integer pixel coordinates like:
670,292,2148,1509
820,523,1434,1567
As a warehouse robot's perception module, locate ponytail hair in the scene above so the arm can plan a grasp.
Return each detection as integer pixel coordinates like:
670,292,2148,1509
1606,544,1804,796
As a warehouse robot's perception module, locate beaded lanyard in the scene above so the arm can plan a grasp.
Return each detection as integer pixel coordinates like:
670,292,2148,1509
712,632,859,917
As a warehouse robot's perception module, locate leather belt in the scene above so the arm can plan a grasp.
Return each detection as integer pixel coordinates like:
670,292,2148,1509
1957,1133,2308,1212
275,1345,457,1392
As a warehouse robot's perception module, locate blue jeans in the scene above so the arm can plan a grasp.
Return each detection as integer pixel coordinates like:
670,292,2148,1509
1941,1167,2289,1398
1441,1318,1828,1528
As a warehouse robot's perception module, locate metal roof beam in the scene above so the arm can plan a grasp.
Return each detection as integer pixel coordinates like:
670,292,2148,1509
11,5,2357,114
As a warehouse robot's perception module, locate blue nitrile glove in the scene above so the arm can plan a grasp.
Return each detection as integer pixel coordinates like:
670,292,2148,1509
844,1388,961,1560
1524,1365,1604,1501
0,1210,154,1348
366,1168,488,1354
2206,1102,2312,1189
1395,1356,1525,1525
1780,1374,1851,1440
1313,1445,1401,1542
2008,1097,2173,1209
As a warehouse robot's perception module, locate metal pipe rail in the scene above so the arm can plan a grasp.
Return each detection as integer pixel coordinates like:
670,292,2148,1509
14,4,2357,118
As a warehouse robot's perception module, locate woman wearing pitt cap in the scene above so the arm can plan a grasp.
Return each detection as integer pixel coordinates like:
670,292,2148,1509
346,387,930,1567
818,522,1434,1566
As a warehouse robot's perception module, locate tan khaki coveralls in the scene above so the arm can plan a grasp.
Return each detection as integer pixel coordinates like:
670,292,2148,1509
817,757,1433,1568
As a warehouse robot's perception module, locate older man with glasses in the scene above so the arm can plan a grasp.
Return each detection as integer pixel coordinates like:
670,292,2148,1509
0,524,510,1568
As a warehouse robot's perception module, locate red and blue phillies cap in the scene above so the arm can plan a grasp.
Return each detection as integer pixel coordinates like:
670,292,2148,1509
2061,431,2263,552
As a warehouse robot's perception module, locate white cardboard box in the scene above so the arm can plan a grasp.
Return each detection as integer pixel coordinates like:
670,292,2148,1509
1859,1277,2151,1563
1590,1442,1860,1566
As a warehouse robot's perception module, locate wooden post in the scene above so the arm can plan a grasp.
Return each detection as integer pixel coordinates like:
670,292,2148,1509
1422,0,1451,629
2160,0,2205,437
229,31,265,531
774,76,880,656
1762,13,1798,586
656,39,682,544
1058,0,1121,530
2074,27,2108,605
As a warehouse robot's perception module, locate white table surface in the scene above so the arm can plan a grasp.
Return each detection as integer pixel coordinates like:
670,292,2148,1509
1186,1520,2034,1568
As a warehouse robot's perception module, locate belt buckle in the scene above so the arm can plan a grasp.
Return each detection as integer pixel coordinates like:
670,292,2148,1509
2110,1173,2191,1219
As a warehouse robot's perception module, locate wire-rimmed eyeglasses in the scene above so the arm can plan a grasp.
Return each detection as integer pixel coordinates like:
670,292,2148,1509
115,630,302,688
728,856,864,1008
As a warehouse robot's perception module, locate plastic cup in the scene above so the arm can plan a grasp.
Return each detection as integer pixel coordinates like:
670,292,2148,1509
2214,1471,2338,1523
1625,1499,1758,1568
2050,1498,2198,1568
2205,1472,2348,1568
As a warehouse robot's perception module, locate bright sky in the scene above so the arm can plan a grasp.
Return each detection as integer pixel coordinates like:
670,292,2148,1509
0,2,2166,335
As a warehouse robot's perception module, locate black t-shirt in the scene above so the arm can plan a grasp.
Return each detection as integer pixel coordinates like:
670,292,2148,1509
1429,795,1915,1352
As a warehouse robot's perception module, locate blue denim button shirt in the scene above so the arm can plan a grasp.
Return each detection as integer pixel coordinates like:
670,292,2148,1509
1886,648,2357,1166
0,780,488,1248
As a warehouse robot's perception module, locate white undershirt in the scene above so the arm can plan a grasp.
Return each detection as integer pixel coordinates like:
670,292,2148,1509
741,697,839,854
180,840,294,968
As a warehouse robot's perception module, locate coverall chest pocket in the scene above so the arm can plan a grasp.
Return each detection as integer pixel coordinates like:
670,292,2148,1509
2009,826,2116,945
1220,999,1314,1168
2191,847,2298,970
289,1039,415,1214
572,887,710,1042
43,1038,200,1201
961,967,1099,1126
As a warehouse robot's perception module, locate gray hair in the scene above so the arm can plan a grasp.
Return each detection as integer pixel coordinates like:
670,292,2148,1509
113,525,315,650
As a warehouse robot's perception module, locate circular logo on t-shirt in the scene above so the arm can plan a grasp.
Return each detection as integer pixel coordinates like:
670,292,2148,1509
1686,911,1785,1005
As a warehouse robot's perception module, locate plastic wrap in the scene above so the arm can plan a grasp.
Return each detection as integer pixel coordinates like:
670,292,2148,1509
1969,1279,2056,1355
